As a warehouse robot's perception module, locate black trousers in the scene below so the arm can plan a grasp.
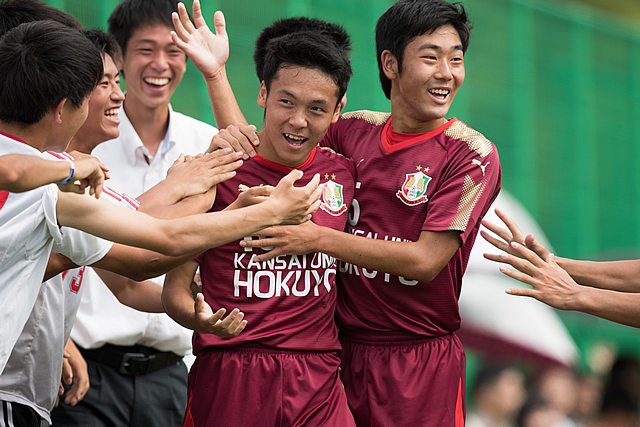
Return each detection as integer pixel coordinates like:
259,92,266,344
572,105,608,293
1,401,42,427
50,353,188,427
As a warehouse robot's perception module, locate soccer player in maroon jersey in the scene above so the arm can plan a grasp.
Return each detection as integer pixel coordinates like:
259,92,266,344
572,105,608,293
171,0,501,425
162,22,357,427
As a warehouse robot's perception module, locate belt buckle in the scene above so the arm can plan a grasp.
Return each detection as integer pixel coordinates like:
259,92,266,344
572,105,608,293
119,352,148,375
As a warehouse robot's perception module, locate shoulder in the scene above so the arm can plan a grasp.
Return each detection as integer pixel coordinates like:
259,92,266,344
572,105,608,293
441,120,498,161
316,147,357,182
170,110,217,135
337,110,390,129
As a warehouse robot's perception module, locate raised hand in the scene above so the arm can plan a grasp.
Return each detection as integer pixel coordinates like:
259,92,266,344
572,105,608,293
165,149,243,198
265,170,322,225
206,124,259,160
481,208,551,261
193,293,247,337
171,1,228,80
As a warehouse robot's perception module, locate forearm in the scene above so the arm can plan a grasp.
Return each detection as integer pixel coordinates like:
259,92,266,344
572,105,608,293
557,258,640,292
575,285,640,327
205,68,248,128
138,193,214,220
316,228,459,283
95,268,163,313
0,155,71,192
44,254,79,282
136,178,185,209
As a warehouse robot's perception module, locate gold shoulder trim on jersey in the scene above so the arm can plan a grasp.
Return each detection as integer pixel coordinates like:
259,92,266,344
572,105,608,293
449,174,487,231
444,121,494,158
318,146,353,162
340,110,391,126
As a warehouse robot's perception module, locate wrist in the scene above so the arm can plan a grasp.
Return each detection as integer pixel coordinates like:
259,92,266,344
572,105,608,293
204,65,227,85
55,158,75,185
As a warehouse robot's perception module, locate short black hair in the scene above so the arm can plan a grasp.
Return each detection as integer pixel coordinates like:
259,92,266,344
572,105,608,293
262,32,352,107
0,21,102,125
108,0,191,56
376,0,472,99
82,28,123,64
0,0,81,37
254,17,351,82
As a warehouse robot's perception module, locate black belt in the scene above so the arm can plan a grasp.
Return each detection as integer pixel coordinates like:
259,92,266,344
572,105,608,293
79,343,183,376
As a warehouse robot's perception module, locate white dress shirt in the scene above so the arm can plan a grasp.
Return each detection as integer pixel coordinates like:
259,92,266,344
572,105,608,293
71,105,216,357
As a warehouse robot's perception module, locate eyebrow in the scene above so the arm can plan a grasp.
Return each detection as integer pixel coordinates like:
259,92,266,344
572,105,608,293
279,89,329,105
102,71,120,79
417,43,463,53
133,39,178,47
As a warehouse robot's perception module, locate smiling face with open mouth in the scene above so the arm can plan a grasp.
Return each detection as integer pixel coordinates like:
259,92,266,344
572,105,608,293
121,24,187,111
256,65,341,168
389,24,465,133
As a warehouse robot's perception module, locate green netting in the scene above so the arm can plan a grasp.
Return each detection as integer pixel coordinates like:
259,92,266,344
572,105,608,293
42,0,640,368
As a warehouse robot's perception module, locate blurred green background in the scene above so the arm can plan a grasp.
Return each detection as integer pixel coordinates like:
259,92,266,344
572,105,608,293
44,0,640,373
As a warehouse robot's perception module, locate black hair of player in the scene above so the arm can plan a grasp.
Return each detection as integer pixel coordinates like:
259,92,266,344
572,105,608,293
107,0,191,56
83,28,123,65
262,32,352,109
376,0,472,99
0,21,102,125
0,0,81,37
254,17,351,83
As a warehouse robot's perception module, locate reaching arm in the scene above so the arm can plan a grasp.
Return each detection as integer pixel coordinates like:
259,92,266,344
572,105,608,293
481,208,640,293
56,170,322,258
171,1,249,130
241,223,461,284
0,153,106,197
485,241,640,328
95,269,163,313
44,253,79,282
162,260,247,336
135,149,242,210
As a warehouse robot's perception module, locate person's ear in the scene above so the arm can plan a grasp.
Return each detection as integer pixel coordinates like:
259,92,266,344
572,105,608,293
381,50,399,81
257,81,268,109
53,99,68,124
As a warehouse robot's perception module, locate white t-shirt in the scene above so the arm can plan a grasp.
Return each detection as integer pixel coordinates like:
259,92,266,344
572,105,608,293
72,105,216,356
0,133,62,375
0,166,138,423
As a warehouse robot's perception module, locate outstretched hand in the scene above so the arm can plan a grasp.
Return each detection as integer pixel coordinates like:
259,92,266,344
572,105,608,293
239,221,319,262
267,170,323,225
484,241,582,311
61,151,109,199
481,208,550,261
172,1,228,80
193,293,247,337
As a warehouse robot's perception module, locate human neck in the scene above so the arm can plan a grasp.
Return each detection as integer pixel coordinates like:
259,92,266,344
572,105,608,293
123,95,169,157
390,109,447,134
0,121,50,152
68,132,101,155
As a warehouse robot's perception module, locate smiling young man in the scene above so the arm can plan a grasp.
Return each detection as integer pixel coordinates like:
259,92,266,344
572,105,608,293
52,1,222,426
188,0,503,425
162,19,356,425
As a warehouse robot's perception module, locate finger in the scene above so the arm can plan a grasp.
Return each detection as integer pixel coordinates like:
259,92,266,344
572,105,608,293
213,10,227,39
229,319,248,336
171,30,189,53
498,264,538,288
212,308,242,331
480,229,510,252
510,242,547,268
59,383,64,396
484,250,540,277
483,252,514,265
253,248,286,262
505,286,537,298
283,169,304,187
228,126,257,158
481,218,514,243
93,177,103,199
207,135,234,153
241,236,283,249
178,2,197,34
222,310,245,335
192,0,208,29
172,12,190,42
525,233,552,259
494,208,526,240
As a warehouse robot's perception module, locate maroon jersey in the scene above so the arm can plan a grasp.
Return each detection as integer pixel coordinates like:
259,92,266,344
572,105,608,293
323,111,501,338
194,147,356,353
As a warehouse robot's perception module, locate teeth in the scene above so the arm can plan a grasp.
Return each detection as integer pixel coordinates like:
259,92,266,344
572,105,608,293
144,77,170,86
105,108,120,117
285,133,306,141
429,89,450,96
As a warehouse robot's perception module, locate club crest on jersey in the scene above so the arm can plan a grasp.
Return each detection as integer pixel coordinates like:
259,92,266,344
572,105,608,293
396,171,431,206
320,180,347,216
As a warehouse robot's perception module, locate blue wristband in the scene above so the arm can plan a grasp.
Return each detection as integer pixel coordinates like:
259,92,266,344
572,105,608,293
55,158,75,185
